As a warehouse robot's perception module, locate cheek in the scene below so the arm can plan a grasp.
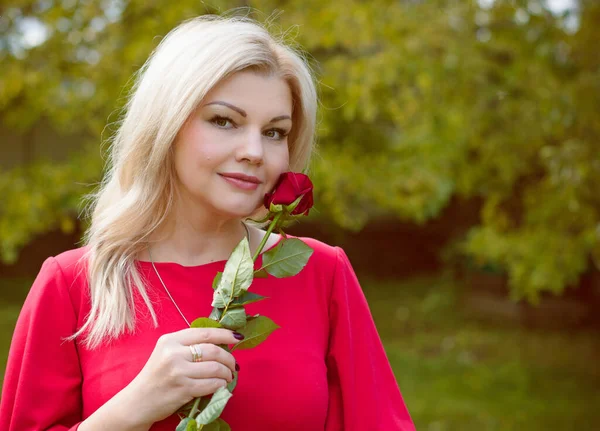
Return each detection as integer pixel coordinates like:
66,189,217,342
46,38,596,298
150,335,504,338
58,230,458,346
178,121,222,163
268,147,290,185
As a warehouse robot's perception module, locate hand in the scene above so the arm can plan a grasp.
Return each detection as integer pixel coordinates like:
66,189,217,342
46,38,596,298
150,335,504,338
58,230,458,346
124,328,242,428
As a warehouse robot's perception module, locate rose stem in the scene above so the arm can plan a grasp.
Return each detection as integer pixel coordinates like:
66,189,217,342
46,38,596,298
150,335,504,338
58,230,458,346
252,212,283,262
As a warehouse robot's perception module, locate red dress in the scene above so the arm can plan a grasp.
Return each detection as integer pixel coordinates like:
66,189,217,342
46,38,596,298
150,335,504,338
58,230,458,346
0,237,415,430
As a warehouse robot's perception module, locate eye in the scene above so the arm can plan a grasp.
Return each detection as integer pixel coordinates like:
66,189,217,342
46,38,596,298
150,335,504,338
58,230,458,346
264,128,289,141
210,115,235,129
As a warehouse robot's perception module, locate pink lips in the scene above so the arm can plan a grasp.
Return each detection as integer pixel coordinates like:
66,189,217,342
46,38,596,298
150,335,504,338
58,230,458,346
219,173,262,191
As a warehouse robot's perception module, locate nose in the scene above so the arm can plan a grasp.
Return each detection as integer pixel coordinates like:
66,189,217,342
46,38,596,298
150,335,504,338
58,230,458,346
236,128,264,165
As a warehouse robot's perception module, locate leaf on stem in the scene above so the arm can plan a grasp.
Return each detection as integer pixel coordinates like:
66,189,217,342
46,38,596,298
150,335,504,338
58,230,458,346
202,418,232,431
227,370,238,392
212,272,223,290
260,238,314,278
219,308,247,330
230,315,280,351
208,307,222,321
191,318,222,329
195,387,233,425
253,269,269,278
212,238,253,308
176,418,197,431
229,291,268,308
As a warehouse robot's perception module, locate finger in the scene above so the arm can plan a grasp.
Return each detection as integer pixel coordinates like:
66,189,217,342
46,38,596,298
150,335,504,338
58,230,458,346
186,377,229,399
173,328,243,346
183,360,234,382
185,344,237,373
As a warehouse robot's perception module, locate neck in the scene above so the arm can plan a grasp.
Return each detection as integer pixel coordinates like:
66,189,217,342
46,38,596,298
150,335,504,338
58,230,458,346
145,218,250,266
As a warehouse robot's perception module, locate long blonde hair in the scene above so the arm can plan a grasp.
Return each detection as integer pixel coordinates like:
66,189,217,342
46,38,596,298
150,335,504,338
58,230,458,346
74,15,318,348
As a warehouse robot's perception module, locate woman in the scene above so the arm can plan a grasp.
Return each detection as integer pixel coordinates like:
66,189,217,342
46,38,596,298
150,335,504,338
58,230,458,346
0,15,415,430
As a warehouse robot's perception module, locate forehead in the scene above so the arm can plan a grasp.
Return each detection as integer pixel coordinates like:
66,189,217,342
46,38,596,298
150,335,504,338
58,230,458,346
203,70,293,115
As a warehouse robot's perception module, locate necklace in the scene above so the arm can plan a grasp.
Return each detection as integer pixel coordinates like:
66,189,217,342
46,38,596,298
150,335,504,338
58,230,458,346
148,222,251,327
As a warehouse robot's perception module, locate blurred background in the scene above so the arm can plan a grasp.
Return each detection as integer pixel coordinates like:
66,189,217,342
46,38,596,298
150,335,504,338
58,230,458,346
1,0,599,429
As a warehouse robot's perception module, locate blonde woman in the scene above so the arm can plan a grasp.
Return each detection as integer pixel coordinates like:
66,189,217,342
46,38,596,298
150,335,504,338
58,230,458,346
0,16,415,431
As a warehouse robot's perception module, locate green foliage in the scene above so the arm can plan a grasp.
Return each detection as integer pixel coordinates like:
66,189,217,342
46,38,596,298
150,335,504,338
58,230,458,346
190,317,223,329
201,418,231,431
230,291,267,307
0,147,101,263
1,0,599,299
259,237,313,278
175,417,196,431
218,307,247,330
211,238,253,308
194,387,232,426
229,315,280,351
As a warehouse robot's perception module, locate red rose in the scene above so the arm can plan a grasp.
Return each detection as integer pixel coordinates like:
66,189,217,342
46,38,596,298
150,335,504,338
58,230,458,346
264,172,314,216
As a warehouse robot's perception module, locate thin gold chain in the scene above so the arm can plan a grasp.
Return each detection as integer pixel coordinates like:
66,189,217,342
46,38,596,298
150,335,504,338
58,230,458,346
148,223,250,327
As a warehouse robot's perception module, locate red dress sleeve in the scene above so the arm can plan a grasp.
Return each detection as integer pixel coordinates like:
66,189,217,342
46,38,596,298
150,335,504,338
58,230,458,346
325,247,416,430
0,257,83,430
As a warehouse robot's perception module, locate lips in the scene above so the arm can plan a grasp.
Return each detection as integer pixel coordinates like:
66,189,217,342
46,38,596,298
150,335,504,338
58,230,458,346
218,173,262,184
218,173,262,191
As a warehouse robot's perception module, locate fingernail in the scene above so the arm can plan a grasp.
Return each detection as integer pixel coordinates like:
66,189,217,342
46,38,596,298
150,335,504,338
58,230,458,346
235,363,240,371
233,332,245,340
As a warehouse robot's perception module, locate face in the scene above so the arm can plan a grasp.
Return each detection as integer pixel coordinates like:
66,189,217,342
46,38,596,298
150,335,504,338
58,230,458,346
173,70,292,220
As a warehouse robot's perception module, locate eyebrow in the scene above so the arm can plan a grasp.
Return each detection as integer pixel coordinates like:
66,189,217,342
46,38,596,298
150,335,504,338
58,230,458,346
204,101,291,123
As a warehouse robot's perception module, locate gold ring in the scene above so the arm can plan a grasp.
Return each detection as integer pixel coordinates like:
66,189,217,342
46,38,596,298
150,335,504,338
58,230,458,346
189,344,202,362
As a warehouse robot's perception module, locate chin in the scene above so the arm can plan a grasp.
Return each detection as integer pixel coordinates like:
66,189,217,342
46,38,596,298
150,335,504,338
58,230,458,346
214,201,262,219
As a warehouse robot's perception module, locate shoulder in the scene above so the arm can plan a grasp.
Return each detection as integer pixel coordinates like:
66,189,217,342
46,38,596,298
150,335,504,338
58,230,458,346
295,236,339,261
33,246,90,293
20,247,90,321
293,235,351,274
51,246,90,279
52,246,89,267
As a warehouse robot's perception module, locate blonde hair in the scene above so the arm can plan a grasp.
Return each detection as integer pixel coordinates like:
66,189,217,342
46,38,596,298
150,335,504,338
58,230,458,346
74,15,318,348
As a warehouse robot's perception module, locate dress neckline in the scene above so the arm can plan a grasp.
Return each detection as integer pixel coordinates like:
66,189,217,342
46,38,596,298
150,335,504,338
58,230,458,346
136,233,286,270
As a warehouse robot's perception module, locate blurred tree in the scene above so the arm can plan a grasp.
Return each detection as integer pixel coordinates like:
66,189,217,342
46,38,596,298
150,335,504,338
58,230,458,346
0,0,598,301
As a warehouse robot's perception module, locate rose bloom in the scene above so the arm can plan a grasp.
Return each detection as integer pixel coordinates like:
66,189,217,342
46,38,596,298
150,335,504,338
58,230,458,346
263,172,314,216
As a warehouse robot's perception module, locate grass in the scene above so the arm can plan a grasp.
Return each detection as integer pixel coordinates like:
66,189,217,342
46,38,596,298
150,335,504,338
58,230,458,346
1,275,599,430
362,275,600,431
0,277,30,381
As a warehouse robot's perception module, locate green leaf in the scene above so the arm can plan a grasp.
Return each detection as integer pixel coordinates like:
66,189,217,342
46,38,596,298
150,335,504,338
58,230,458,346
219,308,247,330
212,238,253,308
195,387,233,425
176,418,196,431
198,396,211,411
208,307,222,321
202,418,231,431
230,291,268,308
230,315,280,351
212,272,223,290
176,399,196,417
253,268,269,278
211,291,228,309
227,370,238,392
191,317,222,329
261,238,314,278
